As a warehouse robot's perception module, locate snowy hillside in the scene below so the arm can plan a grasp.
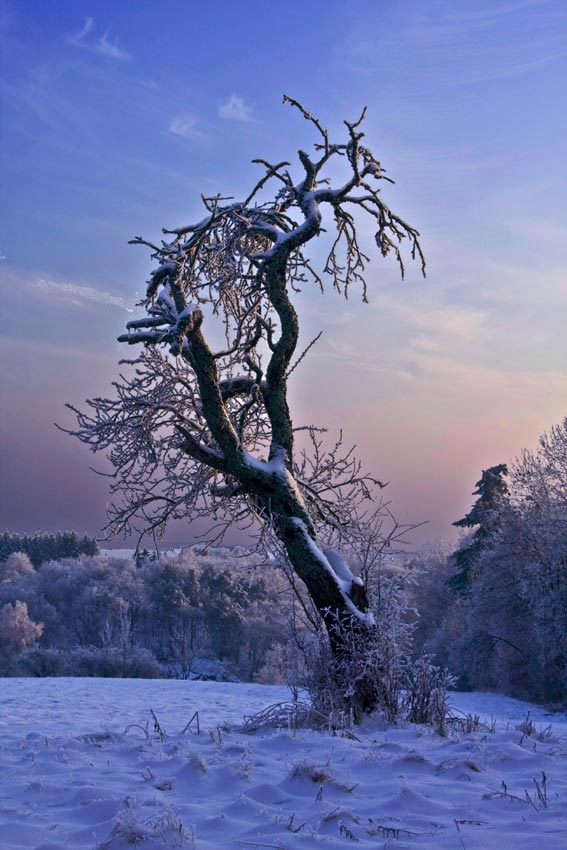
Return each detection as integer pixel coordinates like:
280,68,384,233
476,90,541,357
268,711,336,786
0,678,565,849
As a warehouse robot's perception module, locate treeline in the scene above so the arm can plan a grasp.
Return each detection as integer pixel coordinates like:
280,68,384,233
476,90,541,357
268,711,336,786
0,531,98,567
1,418,564,708
0,546,295,682
407,417,567,707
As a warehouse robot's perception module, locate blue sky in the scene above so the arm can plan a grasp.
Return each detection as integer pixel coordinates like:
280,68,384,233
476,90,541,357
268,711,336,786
1,0,566,545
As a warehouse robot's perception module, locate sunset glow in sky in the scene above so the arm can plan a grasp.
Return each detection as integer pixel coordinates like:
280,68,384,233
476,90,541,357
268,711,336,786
1,0,566,546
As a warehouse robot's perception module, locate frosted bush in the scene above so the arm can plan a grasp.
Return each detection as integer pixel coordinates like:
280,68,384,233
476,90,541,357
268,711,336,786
402,655,456,726
301,574,453,725
255,641,306,686
17,646,68,677
67,646,165,678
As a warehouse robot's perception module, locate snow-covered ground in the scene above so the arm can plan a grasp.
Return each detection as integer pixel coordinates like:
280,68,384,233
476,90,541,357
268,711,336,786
0,679,565,849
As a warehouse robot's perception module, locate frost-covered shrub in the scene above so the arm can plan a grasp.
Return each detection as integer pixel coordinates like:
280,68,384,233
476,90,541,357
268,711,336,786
402,655,455,726
66,646,164,678
301,573,453,725
18,645,164,679
17,646,69,677
254,641,306,686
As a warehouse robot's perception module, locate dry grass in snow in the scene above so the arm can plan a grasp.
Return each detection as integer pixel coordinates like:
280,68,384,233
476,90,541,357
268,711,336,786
0,678,566,849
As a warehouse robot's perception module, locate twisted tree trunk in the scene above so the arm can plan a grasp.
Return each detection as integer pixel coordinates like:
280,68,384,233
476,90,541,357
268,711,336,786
67,99,424,720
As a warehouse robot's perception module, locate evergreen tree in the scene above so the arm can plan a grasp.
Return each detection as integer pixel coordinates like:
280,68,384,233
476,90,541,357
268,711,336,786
449,464,509,594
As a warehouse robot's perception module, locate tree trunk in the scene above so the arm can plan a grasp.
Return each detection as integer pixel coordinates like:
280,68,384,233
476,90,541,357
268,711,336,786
274,512,379,720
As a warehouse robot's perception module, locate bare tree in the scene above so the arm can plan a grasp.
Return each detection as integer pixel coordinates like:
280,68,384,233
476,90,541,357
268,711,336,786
66,98,424,716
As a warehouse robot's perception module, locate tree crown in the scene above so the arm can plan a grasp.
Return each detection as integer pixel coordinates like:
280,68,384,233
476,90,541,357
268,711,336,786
66,98,424,560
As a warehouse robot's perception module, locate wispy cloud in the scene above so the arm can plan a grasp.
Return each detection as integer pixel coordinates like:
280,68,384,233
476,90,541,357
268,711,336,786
341,0,565,86
69,16,94,45
400,347,567,409
68,17,132,62
218,94,252,122
33,279,133,311
373,295,487,343
446,1,549,23
168,113,208,143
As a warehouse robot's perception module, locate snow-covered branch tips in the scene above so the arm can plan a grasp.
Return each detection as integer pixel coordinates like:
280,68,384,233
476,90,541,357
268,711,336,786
67,98,425,717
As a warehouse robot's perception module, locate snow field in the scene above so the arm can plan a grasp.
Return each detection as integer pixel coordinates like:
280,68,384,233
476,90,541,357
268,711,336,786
0,679,566,849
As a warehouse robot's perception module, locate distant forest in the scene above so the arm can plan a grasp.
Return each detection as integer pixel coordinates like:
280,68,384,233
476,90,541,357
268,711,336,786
0,540,298,684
